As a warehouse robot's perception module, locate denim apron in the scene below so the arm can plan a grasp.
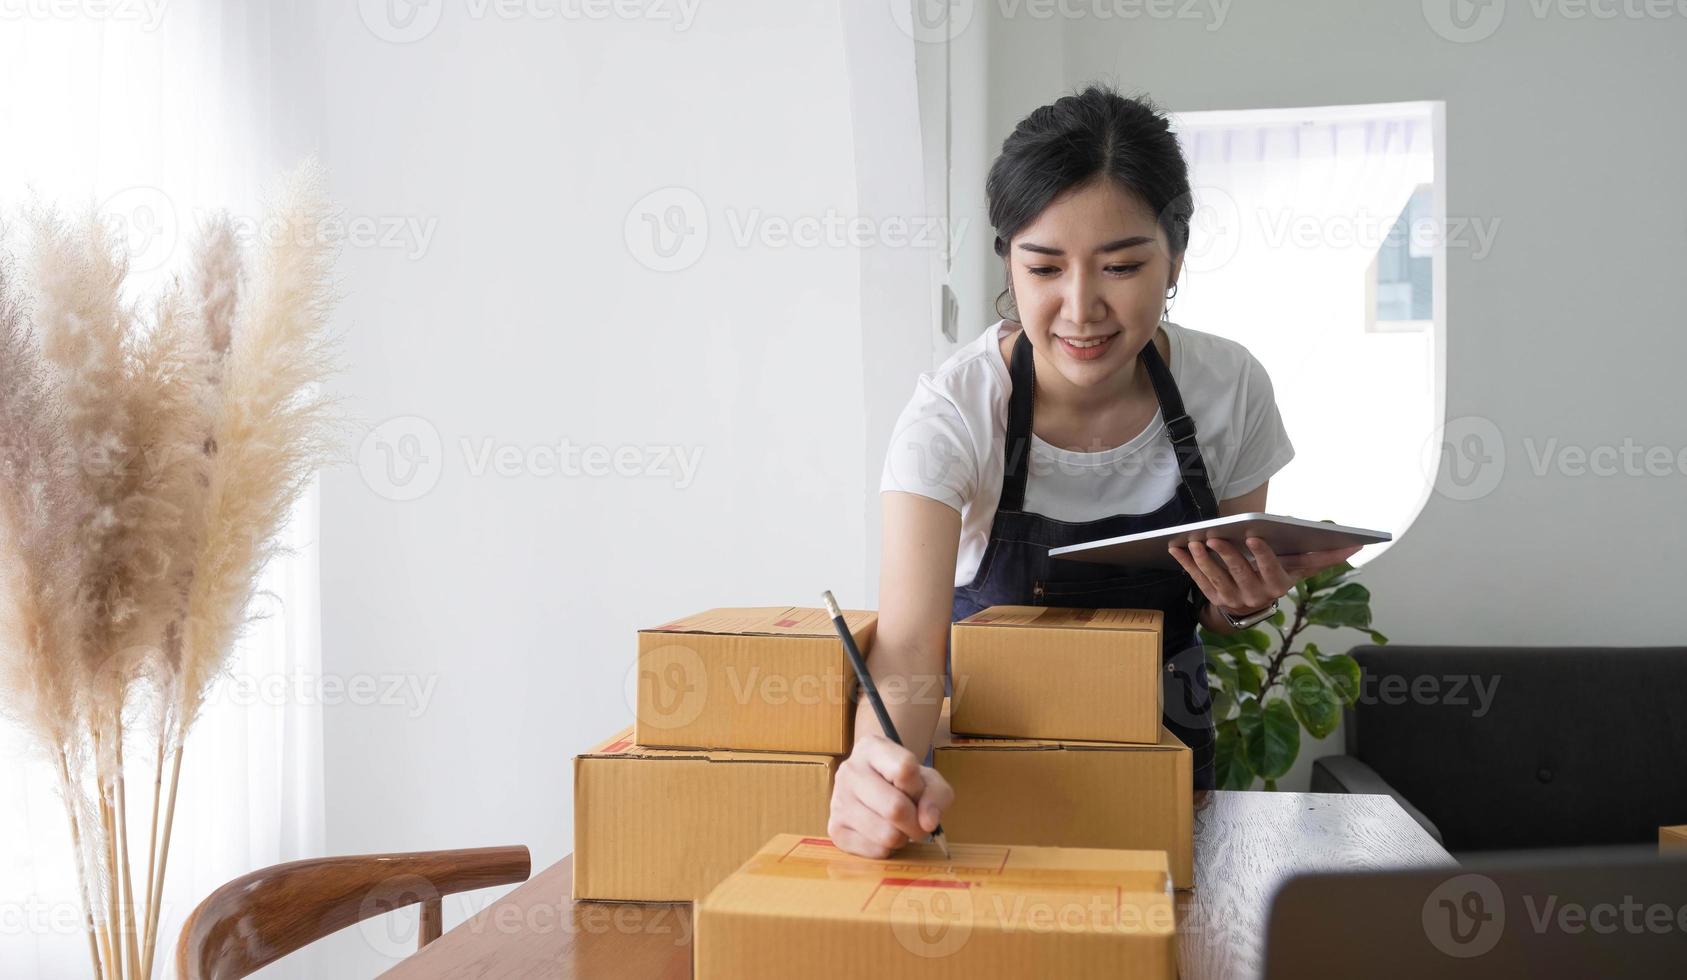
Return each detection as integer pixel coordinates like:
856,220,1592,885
948,328,1220,790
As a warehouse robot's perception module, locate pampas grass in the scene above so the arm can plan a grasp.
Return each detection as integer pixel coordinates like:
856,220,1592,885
0,159,345,979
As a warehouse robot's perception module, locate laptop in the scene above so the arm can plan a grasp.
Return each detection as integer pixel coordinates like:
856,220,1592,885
1262,845,1687,978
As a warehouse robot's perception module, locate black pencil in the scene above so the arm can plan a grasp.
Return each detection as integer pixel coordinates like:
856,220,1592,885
821,590,950,859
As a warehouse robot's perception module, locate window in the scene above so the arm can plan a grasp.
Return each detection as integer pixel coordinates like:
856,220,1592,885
1167,103,1445,565
1369,183,1434,332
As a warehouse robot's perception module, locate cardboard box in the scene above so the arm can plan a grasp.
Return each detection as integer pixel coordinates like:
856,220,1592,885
636,606,875,754
1661,825,1687,853
933,701,1194,889
951,605,1162,744
695,833,1176,979
572,727,836,902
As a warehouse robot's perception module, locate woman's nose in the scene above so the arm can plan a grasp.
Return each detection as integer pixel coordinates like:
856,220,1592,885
1062,266,1107,325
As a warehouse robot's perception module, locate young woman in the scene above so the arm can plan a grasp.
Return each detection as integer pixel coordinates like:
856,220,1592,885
828,85,1362,859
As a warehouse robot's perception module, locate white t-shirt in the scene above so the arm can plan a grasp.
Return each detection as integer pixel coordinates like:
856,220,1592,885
880,319,1296,588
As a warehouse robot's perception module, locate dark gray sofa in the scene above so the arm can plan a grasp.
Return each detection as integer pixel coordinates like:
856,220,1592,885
1310,645,1687,854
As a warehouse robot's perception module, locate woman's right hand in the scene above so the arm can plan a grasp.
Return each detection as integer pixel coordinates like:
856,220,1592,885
828,733,955,859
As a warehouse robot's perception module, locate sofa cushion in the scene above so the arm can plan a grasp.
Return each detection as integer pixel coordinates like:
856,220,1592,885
1346,646,1687,852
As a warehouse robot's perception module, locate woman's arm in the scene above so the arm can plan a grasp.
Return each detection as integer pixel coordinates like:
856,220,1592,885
827,490,960,858
855,490,960,759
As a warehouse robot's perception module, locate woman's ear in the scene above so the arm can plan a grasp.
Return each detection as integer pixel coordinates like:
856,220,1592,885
1167,252,1183,291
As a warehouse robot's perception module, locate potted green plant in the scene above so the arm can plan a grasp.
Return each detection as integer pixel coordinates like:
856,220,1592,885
1199,560,1389,790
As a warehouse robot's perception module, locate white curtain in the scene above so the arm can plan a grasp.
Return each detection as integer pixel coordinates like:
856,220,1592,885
0,5,325,977
1168,108,1438,553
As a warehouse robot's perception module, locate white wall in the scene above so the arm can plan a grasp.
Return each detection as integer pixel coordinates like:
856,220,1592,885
842,4,938,608
304,1,877,971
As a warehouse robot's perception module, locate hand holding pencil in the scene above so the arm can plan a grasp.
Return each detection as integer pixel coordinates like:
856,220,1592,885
822,590,953,860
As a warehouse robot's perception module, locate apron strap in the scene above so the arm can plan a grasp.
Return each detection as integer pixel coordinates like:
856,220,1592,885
1001,329,1038,512
1139,336,1222,520
1001,328,1220,519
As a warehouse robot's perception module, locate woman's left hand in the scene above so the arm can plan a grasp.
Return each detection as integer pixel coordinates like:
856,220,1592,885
1168,536,1362,617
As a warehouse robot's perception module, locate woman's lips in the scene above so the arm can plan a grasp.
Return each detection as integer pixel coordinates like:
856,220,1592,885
1055,332,1119,361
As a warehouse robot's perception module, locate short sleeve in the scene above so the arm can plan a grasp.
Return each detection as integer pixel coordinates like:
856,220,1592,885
1221,353,1295,500
879,374,978,514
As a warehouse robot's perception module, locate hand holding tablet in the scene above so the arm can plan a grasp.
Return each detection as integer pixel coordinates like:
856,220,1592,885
1168,535,1363,621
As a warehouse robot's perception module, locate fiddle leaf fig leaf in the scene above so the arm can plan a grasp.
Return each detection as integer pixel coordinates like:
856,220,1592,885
1288,664,1341,739
1305,582,1372,630
1240,697,1299,781
1301,560,1354,594
1214,718,1253,790
1304,642,1363,705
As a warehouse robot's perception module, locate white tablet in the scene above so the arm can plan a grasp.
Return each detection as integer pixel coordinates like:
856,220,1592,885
1046,513,1391,570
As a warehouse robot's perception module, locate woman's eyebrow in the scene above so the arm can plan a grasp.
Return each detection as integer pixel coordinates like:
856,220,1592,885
1016,235,1156,256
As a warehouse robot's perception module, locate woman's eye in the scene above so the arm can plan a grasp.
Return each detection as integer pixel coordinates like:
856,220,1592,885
1025,263,1143,278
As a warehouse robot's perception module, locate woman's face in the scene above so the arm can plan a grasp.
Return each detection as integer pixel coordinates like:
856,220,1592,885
1005,179,1182,393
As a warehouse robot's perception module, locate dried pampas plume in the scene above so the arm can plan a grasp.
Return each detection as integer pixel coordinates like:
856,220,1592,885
174,161,344,749
193,212,241,385
0,159,346,980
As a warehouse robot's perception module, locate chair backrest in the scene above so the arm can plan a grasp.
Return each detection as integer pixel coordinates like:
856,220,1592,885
1346,645,1687,851
176,845,531,979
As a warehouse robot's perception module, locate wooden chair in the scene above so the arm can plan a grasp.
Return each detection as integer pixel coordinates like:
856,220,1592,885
175,845,531,979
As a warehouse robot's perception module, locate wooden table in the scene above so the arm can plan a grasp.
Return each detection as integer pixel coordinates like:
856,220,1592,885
383,791,1453,979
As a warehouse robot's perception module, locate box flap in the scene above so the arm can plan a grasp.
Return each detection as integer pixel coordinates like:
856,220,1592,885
580,726,835,766
642,606,876,637
955,606,1162,631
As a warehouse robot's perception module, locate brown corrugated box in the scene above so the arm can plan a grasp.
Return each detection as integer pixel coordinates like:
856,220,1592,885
1661,825,1687,853
932,700,1194,889
695,833,1176,979
636,606,875,754
572,727,836,902
951,605,1162,744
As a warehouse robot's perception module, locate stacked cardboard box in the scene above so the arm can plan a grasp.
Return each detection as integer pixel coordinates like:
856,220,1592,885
572,606,877,902
937,605,1195,888
695,833,1177,979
